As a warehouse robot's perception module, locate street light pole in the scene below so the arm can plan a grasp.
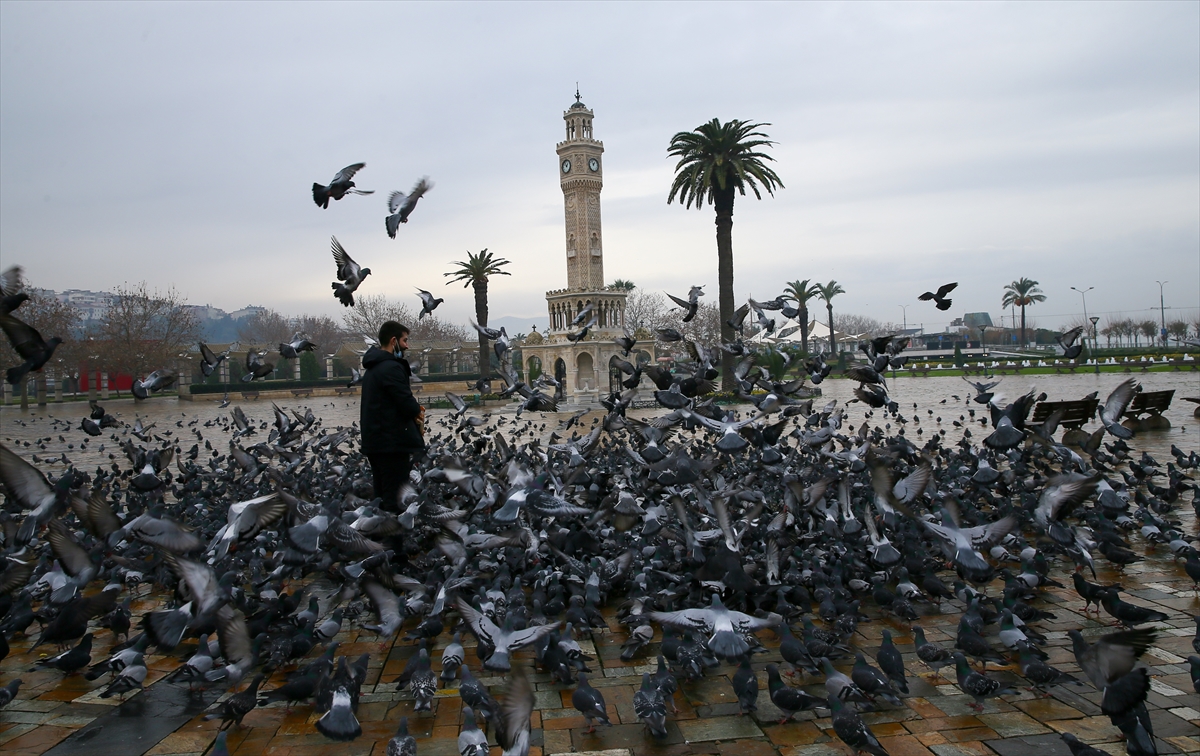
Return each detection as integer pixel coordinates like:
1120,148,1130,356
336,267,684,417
1070,285,1094,357
898,305,908,333
1089,316,1100,374
1156,281,1168,345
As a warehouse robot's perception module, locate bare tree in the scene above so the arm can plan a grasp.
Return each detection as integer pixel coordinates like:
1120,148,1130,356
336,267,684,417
677,301,723,348
292,314,346,354
1138,320,1157,346
340,293,468,344
94,282,202,382
624,288,670,332
1167,320,1189,342
833,313,901,338
236,308,293,347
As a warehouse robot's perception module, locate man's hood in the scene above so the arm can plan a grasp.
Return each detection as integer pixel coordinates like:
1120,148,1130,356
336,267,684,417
362,345,400,369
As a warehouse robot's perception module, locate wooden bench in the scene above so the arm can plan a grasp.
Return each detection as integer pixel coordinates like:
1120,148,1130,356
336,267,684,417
240,390,260,400
1122,389,1173,431
335,387,358,396
290,388,314,398
1169,359,1198,371
1031,397,1099,430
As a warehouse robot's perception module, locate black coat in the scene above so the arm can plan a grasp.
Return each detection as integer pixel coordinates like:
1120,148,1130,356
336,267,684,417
360,346,424,454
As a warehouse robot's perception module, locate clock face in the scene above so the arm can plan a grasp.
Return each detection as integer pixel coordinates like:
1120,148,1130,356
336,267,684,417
561,159,571,173
588,158,599,172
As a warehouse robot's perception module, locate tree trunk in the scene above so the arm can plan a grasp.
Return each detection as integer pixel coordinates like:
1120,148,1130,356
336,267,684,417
474,279,490,379
827,303,836,354
713,192,736,391
1020,305,1026,348
800,304,810,355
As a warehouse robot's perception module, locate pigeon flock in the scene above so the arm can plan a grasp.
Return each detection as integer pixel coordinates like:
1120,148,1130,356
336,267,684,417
1,191,1199,756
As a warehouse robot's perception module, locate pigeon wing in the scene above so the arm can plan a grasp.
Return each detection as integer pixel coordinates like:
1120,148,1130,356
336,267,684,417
455,597,502,647
331,237,359,281
936,282,959,298
0,443,53,510
332,163,365,184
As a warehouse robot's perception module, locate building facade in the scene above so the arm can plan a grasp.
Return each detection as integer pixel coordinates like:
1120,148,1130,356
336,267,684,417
521,94,629,406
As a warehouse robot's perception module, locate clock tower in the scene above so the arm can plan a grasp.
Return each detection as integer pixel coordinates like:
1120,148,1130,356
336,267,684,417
520,92,630,407
557,91,606,289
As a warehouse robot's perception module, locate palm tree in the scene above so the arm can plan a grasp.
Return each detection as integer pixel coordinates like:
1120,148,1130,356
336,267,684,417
668,118,783,389
815,280,845,354
1000,278,1046,348
609,279,636,291
445,248,511,379
783,279,821,355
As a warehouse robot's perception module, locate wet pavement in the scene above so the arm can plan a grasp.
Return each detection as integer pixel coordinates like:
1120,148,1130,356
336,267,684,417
0,373,1198,755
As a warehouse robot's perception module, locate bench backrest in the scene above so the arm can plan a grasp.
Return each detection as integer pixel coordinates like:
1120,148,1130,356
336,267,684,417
1126,389,1173,415
1030,398,1099,426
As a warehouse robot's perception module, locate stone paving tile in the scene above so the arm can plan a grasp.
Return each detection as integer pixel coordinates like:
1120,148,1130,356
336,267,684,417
675,715,763,742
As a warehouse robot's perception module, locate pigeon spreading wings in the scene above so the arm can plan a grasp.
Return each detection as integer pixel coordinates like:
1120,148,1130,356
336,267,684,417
1099,378,1139,440
454,597,559,671
416,289,443,319
331,236,371,307
647,595,780,659
386,178,433,238
313,163,373,208
918,282,958,310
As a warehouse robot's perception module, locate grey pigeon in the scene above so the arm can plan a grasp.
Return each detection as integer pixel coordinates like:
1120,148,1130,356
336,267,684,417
386,177,432,237
331,236,371,307
313,162,373,208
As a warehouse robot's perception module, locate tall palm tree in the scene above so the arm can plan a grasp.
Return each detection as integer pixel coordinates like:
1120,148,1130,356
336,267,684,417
668,118,783,389
815,280,845,354
1000,278,1045,348
783,279,821,355
445,248,511,379
609,279,636,291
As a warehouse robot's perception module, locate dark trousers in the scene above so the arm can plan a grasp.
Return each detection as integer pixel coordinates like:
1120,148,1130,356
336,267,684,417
367,451,415,511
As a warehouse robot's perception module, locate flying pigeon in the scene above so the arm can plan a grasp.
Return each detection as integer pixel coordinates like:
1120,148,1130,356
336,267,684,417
313,163,373,208
918,282,958,310
331,236,371,307
386,177,432,237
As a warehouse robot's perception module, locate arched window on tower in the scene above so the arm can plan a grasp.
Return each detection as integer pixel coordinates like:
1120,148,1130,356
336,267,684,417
584,119,592,138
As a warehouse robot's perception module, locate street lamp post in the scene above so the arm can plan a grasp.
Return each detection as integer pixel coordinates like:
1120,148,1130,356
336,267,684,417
1070,285,1094,359
898,305,908,333
978,325,988,377
1089,316,1100,374
1156,281,1168,346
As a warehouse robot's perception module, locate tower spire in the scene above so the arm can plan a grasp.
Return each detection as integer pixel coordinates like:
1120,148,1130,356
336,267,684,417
575,83,581,103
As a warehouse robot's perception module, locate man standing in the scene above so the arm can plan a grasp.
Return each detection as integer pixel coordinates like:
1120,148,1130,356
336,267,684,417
360,321,425,511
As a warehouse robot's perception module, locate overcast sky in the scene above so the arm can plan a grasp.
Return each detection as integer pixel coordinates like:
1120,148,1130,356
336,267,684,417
2,1,1197,335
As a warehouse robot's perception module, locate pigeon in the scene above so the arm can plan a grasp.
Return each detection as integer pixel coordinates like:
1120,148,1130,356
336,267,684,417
876,629,909,694
408,649,437,711
454,597,558,671
0,311,62,387
387,717,416,756
918,282,958,310
243,349,275,381
647,593,779,659
386,177,432,237
633,672,668,738
205,674,263,729
0,679,21,709
101,655,148,699
1099,379,1138,440
731,656,759,714
1098,588,1168,627
0,265,27,315
440,632,464,682
279,333,318,360
953,653,1014,711
313,162,373,208
458,707,489,756
666,286,704,322
417,289,444,319
571,671,610,732
35,632,93,675
1018,650,1082,696
316,685,362,742
765,663,825,723
1056,326,1085,360
331,236,371,307
829,695,890,756
198,342,228,377
493,666,534,756
1059,732,1109,756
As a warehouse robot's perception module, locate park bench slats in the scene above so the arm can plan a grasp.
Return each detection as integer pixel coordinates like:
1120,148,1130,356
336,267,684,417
1030,398,1099,429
